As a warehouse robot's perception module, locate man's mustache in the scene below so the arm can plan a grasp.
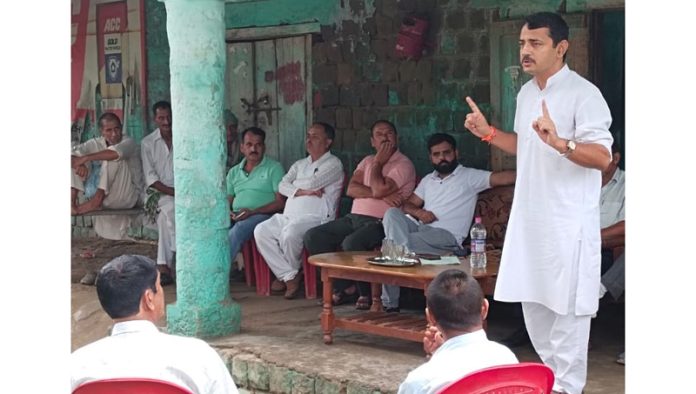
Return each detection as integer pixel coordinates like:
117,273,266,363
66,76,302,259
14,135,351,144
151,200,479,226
521,55,534,63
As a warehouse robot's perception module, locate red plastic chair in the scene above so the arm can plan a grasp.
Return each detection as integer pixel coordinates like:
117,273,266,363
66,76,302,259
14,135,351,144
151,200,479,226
73,378,193,394
253,243,273,296
437,363,554,394
240,238,257,287
301,173,349,299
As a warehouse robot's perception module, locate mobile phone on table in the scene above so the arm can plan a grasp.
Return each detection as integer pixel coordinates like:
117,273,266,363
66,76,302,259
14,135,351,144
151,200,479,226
416,253,441,260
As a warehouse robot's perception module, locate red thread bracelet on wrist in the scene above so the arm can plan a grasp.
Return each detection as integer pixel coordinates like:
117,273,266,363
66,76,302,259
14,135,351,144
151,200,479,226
481,126,497,143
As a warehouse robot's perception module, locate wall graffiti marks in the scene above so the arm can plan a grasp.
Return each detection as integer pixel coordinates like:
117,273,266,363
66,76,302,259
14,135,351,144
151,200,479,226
275,61,305,105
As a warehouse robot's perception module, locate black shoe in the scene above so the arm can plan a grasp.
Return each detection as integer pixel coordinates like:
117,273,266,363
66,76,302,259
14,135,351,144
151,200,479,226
500,326,530,347
159,271,174,286
229,268,245,283
384,307,400,313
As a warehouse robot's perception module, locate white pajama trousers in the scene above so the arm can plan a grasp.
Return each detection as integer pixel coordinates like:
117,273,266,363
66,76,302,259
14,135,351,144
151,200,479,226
522,302,592,394
253,214,322,282
156,195,176,267
71,160,138,240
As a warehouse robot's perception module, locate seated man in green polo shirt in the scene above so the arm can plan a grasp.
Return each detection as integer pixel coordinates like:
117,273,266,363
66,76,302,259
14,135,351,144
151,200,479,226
226,127,286,279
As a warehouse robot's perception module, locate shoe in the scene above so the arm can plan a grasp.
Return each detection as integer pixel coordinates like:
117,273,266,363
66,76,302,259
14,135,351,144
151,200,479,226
158,266,174,286
284,276,302,299
271,279,287,294
159,272,174,286
500,326,531,347
229,268,245,283
332,287,358,306
355,296,372,310
80,271,97,286
616,351,625,365
383,307,400,313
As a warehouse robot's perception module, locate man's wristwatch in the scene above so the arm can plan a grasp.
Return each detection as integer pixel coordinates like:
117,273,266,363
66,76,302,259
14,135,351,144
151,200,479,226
560,139,576,157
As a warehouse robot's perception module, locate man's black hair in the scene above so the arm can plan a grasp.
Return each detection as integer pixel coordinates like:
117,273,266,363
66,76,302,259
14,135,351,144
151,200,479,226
152,100,171,115
427,133,456,152
370,119,398,136
314,122,336,141
98,112,122,129
426,269,484,332
241,126,266,142
524,12,569,60
96,255,159,319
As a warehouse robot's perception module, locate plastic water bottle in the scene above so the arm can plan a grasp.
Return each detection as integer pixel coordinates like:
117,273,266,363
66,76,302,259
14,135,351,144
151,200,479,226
469,216,487,270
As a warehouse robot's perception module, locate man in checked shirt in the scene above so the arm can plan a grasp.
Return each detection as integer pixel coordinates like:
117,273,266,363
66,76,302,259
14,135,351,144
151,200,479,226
253,122,344,299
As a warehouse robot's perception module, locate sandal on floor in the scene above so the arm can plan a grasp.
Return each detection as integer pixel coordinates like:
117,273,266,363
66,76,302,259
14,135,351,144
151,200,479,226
332,287,359,306
355,296,371,310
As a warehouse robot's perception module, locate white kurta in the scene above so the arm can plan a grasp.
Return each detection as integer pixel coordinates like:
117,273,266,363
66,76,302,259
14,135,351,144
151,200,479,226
141,128,176,266
255,152,344,281
72,136,141,240
494,65,613,316
71,320,239,394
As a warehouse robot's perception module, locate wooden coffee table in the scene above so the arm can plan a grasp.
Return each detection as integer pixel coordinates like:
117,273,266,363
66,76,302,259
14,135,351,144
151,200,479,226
307,250,500,345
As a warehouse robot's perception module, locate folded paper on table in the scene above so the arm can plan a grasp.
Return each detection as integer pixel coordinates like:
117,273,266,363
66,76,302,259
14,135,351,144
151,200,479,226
419,256,461,266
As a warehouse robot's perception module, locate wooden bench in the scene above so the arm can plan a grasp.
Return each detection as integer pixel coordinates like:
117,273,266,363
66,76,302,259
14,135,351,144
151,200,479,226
74,208,144,217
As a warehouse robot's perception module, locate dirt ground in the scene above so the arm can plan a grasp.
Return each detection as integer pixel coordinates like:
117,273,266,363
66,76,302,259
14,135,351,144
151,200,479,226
71,236,624,393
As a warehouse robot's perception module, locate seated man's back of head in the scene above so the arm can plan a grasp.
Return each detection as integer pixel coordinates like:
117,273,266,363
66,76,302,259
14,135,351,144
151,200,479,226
71,255,239,394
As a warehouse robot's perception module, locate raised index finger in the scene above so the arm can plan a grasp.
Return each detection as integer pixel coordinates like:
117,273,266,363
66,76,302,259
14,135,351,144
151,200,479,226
541,99,550,118
465,96,482,114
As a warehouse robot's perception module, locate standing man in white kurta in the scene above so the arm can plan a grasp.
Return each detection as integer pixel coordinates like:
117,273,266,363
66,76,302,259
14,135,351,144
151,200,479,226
254,122,344,299
463,12,613,394
141,101,176,285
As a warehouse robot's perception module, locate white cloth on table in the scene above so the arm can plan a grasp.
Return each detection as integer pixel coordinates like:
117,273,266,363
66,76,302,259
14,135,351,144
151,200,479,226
255,152,344,281
71,136,140,240
397,329,518,394
141,128,176,266
71,320,239,394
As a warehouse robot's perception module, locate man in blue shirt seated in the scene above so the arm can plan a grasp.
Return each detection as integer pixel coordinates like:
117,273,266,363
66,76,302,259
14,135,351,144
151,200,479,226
398,269,518,394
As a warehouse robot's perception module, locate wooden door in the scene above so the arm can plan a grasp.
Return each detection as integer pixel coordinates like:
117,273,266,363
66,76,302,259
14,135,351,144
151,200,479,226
226,35,312,170
489,15,589,171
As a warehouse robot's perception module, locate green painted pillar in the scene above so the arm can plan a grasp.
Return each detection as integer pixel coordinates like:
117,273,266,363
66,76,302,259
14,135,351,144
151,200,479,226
162,0,240,337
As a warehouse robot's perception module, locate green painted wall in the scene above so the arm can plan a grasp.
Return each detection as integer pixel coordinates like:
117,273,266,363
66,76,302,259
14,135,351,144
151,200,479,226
145,0,171,133
142,0,624,180
224,0,337,28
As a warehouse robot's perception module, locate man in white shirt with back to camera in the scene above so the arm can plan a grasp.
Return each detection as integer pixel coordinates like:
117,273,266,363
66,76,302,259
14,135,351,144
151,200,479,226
71,254,239,394
253,122,344,299
398,269,518,394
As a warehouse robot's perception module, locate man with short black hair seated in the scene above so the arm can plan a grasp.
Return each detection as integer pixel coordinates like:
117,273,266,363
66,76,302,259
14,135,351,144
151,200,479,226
71,255,239,394
398,269,518,394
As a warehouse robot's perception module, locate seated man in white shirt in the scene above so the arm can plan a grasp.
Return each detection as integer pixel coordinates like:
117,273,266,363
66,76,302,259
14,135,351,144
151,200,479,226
253,122,344,299
599,140,625,302
71,112,142,240
398,269,518,394
71,254,239,394
382,133,515,311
